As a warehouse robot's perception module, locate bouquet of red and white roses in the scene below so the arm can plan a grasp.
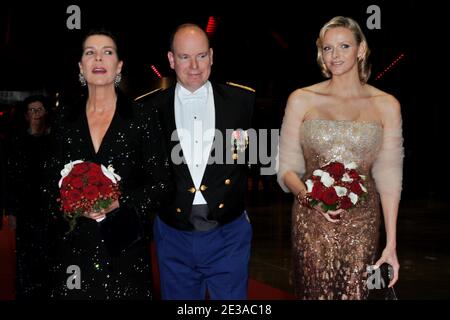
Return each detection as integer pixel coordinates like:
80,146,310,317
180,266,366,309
302,161,367,212
58,160,121,232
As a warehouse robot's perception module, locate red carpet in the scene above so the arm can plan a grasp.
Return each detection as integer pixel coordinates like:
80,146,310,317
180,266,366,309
0,216,15,300
1,218,294,300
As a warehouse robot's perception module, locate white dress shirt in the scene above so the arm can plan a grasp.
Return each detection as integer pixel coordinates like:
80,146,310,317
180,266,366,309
174,81,215,205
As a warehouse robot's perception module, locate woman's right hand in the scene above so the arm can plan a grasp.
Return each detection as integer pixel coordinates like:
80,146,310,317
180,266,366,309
313,205,345,223
296,189,344,223
83,210,106,221
83,200,120,221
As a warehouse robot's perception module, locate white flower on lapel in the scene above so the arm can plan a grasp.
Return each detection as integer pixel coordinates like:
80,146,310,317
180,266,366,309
231,129,249,159
58,160,84,187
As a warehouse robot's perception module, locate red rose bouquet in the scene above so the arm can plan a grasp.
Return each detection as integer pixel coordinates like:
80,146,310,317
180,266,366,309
302,161,367,212
58,160,121,232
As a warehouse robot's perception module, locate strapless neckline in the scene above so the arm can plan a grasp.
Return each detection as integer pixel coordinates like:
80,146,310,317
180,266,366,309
303,118,382,128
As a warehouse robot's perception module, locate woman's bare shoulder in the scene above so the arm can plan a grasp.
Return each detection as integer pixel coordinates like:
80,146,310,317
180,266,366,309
289,81,329,101
285,82,330,117
365,85,401,122
365,84,397,102
366,85,400,110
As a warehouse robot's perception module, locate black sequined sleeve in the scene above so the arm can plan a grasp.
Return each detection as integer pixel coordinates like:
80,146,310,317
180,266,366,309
119,103,174,220
41,105,70,231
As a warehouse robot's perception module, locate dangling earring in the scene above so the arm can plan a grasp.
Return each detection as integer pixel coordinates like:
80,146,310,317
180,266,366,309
79,73,87,86
114,73,122,87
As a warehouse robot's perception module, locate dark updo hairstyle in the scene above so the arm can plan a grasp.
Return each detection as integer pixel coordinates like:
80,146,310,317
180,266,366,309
81,28,121,60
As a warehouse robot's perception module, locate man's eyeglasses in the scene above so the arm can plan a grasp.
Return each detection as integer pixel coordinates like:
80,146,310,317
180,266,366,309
28,107,45,114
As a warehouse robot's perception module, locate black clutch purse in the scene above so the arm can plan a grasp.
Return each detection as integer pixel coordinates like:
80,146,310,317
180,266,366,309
97,206,144,256
367,263,398,300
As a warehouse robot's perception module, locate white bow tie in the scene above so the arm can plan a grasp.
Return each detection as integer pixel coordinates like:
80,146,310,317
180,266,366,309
179,87,207,101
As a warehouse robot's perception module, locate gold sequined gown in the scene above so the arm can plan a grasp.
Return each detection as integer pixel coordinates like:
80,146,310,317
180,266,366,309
293,119,383,300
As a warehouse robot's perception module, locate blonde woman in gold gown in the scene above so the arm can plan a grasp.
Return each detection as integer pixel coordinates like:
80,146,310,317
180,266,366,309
277,16,404,299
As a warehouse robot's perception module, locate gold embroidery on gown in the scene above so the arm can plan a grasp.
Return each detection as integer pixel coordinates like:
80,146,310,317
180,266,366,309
292,119,383,300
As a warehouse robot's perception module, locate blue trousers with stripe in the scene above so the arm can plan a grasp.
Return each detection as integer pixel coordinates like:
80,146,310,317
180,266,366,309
153,212,252,300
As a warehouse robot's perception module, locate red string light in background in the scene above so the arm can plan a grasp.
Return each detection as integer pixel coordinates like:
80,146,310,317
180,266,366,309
206,16,217,37
150,65,162,79
374,53,405,81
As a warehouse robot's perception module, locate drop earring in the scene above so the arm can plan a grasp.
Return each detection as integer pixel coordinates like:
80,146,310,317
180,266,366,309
114,73,122,87
79,73,87,86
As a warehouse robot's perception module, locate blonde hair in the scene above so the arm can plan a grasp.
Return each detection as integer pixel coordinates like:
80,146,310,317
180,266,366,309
316,16,371,84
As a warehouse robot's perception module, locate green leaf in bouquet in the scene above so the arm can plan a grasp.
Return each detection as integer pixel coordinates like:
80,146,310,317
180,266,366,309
321,203,337,212
356,193,369,206
92,198,113,212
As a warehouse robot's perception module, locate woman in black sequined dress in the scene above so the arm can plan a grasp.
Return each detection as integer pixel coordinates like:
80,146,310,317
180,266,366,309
45,30,172,299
